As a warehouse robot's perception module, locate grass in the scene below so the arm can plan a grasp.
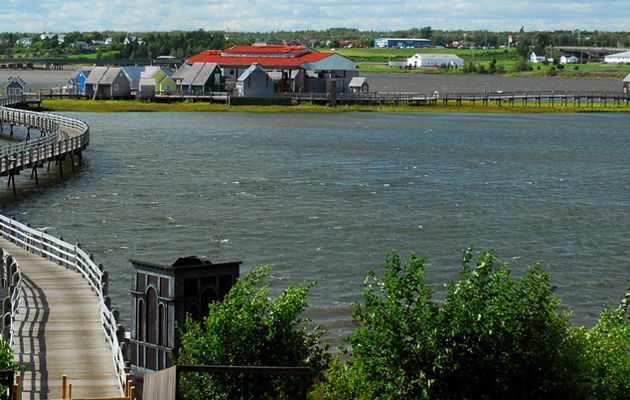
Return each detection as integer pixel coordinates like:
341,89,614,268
322,47,630,78
66,51,121,60
320,47,516,62
36,99,630,114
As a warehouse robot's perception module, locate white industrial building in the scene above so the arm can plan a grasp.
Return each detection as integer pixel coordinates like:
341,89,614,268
604,51,630,64
406,54,464,68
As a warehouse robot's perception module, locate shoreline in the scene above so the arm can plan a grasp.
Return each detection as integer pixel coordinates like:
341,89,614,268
36,99,630,114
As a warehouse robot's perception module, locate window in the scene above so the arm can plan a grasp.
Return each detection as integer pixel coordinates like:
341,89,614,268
113,84,119,91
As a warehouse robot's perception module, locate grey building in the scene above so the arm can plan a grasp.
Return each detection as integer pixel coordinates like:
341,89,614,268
129,256,241,396
236,63,274,97
349,77,369,94
172,62,222,93
624,73,630,93
84,67,108,99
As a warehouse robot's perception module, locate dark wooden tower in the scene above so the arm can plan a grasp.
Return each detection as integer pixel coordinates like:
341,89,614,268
129,256,241,391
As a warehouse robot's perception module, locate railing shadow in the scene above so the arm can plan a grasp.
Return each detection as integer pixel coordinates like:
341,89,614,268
14,274,48,400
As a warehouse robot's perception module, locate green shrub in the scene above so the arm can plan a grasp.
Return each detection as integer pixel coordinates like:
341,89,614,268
175,266,329,400
583,296,630,399
317,249,589,400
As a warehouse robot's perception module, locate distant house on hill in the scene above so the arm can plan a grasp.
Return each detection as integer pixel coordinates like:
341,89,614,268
236,63,273,97
530,52,548,63
16,37,32,47
559,55,578,64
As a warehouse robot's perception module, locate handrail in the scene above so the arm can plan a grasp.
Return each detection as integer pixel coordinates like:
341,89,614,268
0,95,90,175
279,90,630,102
0,95,126,395
0,214,127,395
0,248,22,351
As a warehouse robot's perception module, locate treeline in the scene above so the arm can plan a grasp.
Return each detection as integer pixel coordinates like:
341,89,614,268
1,28,629,60
176,248,630,400
118,31,226,59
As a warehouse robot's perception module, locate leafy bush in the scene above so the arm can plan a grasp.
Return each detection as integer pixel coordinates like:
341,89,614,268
514,57,532,72
317,249,589,400
175,266,329,400
583,296,630,398
0,339,20,400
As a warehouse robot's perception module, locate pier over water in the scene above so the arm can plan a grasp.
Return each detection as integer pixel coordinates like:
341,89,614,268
0,95,128,399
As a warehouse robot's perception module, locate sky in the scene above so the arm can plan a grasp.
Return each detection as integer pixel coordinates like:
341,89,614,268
2,0,628,33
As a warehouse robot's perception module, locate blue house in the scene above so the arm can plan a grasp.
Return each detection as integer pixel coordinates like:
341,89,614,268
5,76,25,95
66,68,92,95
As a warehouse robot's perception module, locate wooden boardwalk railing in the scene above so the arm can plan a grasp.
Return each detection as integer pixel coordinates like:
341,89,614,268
281,89,630,106
0,95,128,399
0,95,89,195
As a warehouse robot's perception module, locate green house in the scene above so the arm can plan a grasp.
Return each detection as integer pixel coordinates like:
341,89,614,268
139,67,176,99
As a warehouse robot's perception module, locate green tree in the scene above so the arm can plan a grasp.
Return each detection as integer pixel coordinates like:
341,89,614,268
318,249,588,400
583,295,630,398
175,266,329,400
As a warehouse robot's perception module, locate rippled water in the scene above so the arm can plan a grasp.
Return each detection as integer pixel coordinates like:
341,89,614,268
3,112,630,345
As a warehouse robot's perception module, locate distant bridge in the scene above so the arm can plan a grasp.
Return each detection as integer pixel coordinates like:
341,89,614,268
0,57,183,69
556,46,629,57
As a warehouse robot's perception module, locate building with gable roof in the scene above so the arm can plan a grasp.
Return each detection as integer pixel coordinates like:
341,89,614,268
407,53,464,68
235,63,274,97
604,51,630,64
5,76,25,95
66,68,93,95
172,63,223,93
187,45,357,93
623,73,630,93
85,66,132,99
139,67,176,98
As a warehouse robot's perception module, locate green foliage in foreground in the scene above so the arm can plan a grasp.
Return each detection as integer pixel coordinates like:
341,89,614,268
0,339,21,400
175,266,328,400
315,249,630,400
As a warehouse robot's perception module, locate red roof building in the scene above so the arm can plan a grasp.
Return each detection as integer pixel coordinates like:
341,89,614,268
187,45,358,94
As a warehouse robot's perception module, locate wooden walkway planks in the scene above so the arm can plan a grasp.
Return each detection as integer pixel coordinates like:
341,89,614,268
0,238,120,400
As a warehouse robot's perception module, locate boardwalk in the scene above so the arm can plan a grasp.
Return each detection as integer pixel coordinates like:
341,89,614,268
0,95,128,399
1,238,120,399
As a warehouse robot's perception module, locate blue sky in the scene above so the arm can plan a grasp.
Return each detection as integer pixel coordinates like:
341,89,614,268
2,0,628,32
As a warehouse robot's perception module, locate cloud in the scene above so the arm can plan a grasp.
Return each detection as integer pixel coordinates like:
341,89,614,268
0,0,628,32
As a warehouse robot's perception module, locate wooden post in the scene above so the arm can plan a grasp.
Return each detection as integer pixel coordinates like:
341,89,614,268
68,383,72,400
62,374,67,399
130,386,135,400
329,80,337,107
126,375,132,398
14,374,20,400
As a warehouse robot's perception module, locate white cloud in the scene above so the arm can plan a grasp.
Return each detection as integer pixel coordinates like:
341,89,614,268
1,0,628,32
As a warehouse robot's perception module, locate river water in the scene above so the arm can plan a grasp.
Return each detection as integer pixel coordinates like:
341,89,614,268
2,111,630,345
0,69,622,93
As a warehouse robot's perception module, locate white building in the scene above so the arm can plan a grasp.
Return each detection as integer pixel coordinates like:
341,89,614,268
604,51,630,64
530,52,547,63
406,54,464,68
560,55,578,64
